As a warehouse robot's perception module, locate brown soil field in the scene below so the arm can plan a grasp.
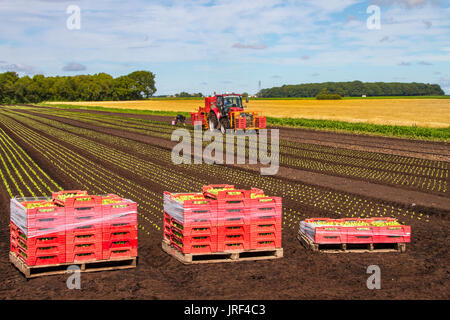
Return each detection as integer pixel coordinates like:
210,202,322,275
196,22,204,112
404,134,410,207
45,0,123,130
0,105,448,300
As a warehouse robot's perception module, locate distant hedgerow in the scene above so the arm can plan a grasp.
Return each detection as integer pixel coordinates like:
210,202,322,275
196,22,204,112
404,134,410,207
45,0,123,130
316,93,342,100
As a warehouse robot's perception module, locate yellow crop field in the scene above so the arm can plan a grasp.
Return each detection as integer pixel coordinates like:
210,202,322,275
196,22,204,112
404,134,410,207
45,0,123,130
49,98,450,128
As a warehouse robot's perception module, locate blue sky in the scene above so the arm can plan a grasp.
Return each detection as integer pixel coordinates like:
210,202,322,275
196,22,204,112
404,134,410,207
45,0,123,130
0,0,449,95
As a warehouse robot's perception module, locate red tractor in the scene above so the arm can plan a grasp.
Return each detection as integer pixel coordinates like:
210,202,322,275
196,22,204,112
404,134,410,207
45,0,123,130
190,93,266,133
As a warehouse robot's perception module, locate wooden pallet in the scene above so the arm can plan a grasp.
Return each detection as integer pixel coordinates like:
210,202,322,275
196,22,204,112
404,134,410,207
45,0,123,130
9,251,137,279
297,232,406,253
162,239,283,264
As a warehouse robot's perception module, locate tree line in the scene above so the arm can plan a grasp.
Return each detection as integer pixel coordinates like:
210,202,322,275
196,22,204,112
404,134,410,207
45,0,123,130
0,70,156,104
257,81,445,98
174,92,203,97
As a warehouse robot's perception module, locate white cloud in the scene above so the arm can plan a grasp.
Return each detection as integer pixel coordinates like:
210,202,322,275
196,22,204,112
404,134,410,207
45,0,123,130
0,62,39,75
0,0,448,94
62,62,86,71
374,0,438,8
232,43,267,50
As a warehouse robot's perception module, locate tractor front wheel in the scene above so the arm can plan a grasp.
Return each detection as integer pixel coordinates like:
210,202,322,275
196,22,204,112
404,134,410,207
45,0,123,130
209,112,219,131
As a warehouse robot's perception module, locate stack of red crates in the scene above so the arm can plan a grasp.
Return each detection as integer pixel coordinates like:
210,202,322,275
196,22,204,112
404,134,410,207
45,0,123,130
10,200,66,266
60,194,103,263
163,185,282,255
299,217,411,244
255,116,266,128
235,117,247,129
10,191,138,267
164,193,218,254
101,194,138,260
190,112,205,126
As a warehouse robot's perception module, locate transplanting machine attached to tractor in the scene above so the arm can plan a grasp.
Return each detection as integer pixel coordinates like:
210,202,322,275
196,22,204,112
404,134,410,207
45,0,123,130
190,93,266,133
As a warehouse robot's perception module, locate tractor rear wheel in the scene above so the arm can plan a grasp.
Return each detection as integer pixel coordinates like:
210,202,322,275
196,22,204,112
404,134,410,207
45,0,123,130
209,112,219,131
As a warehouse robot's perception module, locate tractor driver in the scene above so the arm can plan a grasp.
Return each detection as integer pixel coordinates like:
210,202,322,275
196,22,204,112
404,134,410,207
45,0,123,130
223,98,232,113
222,96,240,113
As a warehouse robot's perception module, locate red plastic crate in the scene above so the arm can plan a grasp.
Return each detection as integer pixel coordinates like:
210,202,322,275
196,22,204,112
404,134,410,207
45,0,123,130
14,200,58,218
164,212,172,241
18,232,66,250
246,197,281,222
235,117,247,129
27,210,66,236
13,205,66,238
215,189,248,200
172,222,218,237
64,196,102,217
171,217,216,237
17,250,66,266
171,233,218,254
66,219,103,236
217,209,250,229
103,227,138,242
304,218,337,224
66,230,103,263
182,198,217,220
27,210,65,227
345,226,374,244
102,213,137,233
218,224,251,236
312,225,348,244
10,239,18,254
365,217,398,224
52,190,88,206
66,250,102,263
190,112,206,126
63,195,102,208
102,199,136,217
10,222,22,240
245,188,265,198
164,192,217,220
217,236,250,252
66,228,102,248
251,239,278,250
17,245,66,266
250,225,282,249
102,238,137,251
171,236,216,254
103,247,138,260
102,236,138,260
19,240,65,257
217,221,251,252
255,116,266,128
10,228,19,253
11,220,67,255
372,225,411,243
202,184,235,199
66,239,102,253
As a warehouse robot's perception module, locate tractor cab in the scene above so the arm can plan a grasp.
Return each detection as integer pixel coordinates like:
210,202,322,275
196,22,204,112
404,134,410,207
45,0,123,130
218,95,244,114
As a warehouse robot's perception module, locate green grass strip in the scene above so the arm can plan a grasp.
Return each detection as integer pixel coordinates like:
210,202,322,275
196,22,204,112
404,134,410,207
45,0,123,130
266,117,450,141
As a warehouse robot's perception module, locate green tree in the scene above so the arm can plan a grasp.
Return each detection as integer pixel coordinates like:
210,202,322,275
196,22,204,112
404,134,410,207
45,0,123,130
112,76,140,100
0,72,19,103
127,70,156,98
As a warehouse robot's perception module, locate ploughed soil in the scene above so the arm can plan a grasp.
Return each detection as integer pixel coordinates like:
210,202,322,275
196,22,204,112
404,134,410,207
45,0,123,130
0,107,448,300
39,106,449,161
23,109,450,211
